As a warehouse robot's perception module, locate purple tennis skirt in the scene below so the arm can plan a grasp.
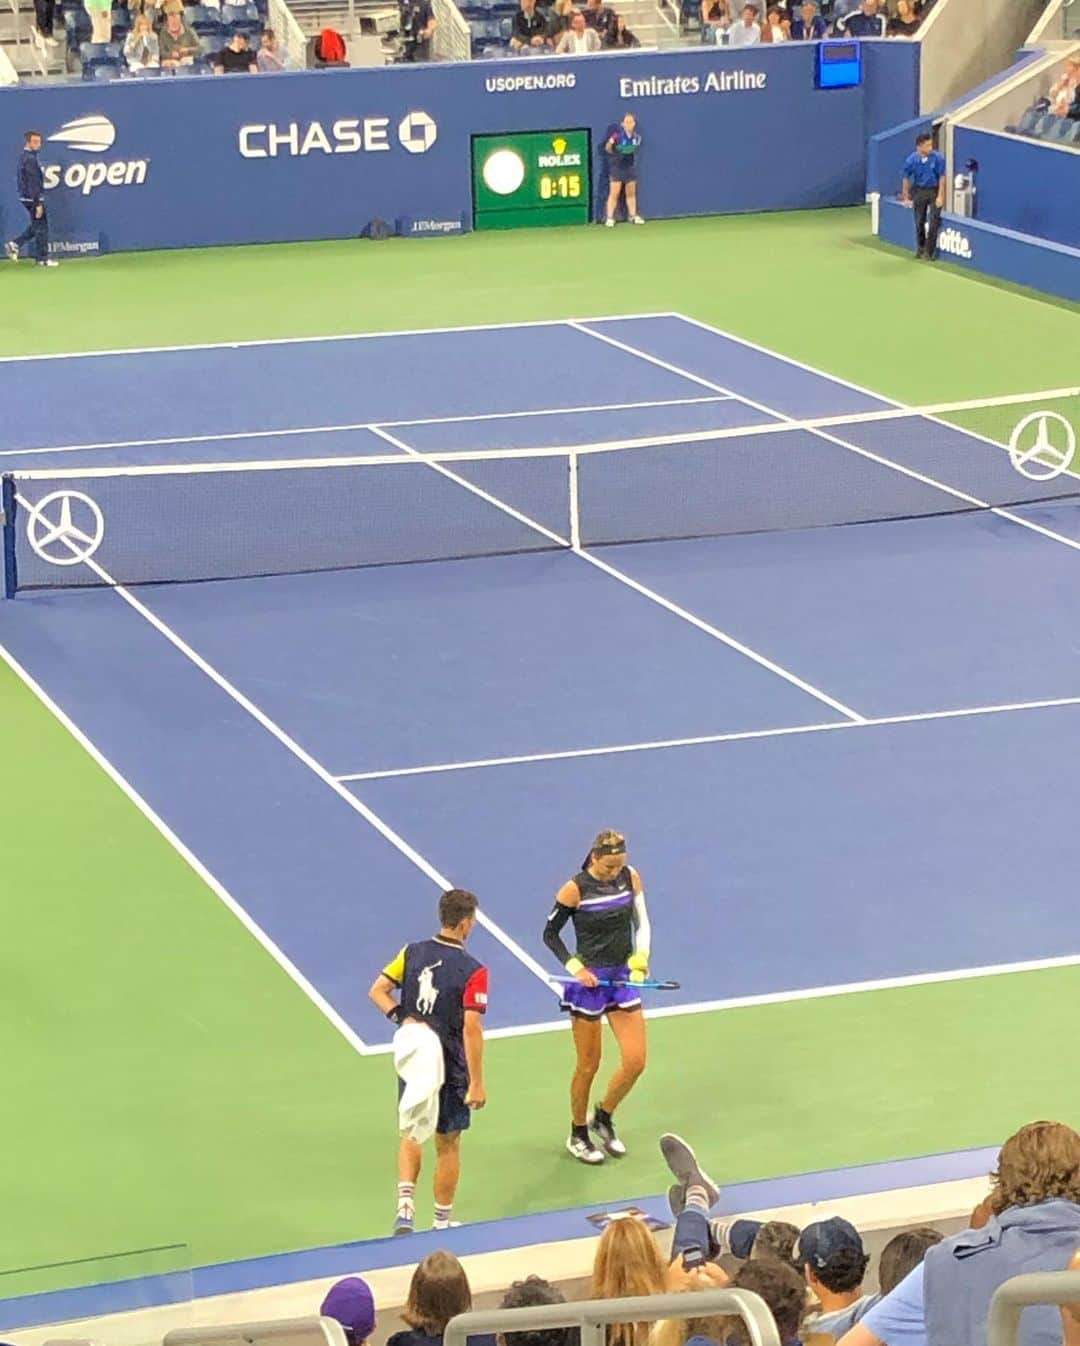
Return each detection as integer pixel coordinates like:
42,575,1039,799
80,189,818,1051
560,965,641,1018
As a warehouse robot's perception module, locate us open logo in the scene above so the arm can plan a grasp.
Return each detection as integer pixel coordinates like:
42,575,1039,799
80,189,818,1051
42,115,150,196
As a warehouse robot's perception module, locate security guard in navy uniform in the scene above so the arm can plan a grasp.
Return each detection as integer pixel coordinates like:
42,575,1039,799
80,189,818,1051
901,131,947,261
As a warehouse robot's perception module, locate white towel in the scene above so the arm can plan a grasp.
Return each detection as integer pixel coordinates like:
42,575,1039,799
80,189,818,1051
393,1022,445,1145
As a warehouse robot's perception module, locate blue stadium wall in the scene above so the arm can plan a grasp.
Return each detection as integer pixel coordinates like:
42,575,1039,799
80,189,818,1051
953,125,1080,250
0,41,918,253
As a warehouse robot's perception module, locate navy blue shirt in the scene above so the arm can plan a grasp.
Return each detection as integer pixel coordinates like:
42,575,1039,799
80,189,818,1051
17,148,43,204
790,13,827,37
903,148,946,189
840,10,886,35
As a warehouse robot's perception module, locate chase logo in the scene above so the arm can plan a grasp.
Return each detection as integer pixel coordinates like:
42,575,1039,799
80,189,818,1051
937,227,973,259
48,114,116,153
398,111,437,154
43,114,149,195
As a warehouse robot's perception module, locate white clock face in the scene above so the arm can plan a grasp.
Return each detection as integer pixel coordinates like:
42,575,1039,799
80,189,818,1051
482,148,527,196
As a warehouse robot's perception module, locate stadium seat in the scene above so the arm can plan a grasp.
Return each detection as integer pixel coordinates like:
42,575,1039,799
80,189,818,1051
90,59,122,77
1013,106,1041,136
79,39,122,71
221,3,261,35
186,5,223,34
64,8,92,44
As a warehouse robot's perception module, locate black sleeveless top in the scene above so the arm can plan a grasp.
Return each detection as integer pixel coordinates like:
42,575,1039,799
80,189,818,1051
568,866,635,967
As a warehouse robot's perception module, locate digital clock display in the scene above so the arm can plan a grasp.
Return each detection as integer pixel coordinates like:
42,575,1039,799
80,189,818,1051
472,129,592,230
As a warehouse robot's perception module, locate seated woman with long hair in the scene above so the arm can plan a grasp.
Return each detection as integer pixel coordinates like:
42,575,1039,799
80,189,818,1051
590,1217,669,1346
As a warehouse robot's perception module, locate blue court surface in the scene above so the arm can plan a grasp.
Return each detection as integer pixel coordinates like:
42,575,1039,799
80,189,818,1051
3,313,1079,1051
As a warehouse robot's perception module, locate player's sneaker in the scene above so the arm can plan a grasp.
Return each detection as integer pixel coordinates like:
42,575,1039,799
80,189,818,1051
4,242,18,262
604,218,615,228
566,1132,605,1164
591,1108,627,1157
393,1208,415,1235
37,259,59,268
631,215,645,225
659,1134,720,1209
433,1220,462,1230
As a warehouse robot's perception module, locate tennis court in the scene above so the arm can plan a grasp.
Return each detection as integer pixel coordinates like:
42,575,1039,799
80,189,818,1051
3,308,1080,1272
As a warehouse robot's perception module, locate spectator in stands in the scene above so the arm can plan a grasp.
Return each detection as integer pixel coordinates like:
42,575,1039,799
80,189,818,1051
84,0,111,44
799,1219,875,1340
608,13,640,44
837,1121,1080,1346
557,11,600,51
583,0,616,43
701,0,730,39
159,9,199,64
510,0,551,49
827,0,859,28
124,11,160,66
751,1222,803,1270
497,1277,580,1346
322,1277,376,1346
256,27,288,68
887,0,919,34
400,0,437,61
790,0,826,37
659,1258,809,1346
591,1217,668,1346
31,0,59,49
5,130,56,268
876,1229,942,1297
762,6,789,39
548,0,577,39
388,1252,473,1346
725,3,760,44
837,0,885,35
214,29,257,70
1050,57,1080,117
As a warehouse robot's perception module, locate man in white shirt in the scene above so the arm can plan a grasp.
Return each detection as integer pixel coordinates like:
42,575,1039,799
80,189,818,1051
724,1,760,43
556,10,601,51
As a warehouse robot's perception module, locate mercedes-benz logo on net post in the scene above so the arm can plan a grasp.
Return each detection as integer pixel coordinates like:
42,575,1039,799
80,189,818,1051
398,111,438,155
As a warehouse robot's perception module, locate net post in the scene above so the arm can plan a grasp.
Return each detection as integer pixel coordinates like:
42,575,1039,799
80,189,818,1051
1,474,16,599
568,450,581,550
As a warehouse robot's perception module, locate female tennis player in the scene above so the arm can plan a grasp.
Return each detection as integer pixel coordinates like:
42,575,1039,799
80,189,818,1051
542,829,651,1164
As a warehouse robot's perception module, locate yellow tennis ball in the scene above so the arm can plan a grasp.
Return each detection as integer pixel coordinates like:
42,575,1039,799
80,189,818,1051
627,953,649,973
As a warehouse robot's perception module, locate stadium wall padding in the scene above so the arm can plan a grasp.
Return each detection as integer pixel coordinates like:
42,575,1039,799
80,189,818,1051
876,197,1080,302
952,126,1080,249
0,41,918,254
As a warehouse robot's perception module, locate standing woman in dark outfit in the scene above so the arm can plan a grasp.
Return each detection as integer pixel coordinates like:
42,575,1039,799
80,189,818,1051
603,113,644,227
543,830,651,1165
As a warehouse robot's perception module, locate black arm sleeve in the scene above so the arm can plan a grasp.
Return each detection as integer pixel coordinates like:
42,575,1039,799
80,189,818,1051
543,901,576,966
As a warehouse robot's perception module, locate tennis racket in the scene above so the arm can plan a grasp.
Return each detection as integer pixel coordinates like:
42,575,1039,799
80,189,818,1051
552,976,681,990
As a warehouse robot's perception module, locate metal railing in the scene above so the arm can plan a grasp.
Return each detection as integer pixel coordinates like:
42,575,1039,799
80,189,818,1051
267,0,308,68
987,1271,1080,1346
165,1317,348,1346
432,0,470,62
446,1289,781,1346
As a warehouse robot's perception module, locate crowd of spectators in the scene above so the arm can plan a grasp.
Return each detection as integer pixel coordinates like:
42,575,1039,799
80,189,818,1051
699,0,931,46
27,0,291,78
310,1119,1080,1346
505,0,638,54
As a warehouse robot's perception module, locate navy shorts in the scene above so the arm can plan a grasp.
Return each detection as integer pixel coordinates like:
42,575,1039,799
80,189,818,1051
560,964,641,1018
398,1077,472,1134
608,156,637,184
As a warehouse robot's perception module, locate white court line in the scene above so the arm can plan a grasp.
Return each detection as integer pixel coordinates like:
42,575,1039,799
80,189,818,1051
333,693,1080,781
0,638,371,1058
358,951,1080,1053
374,413,865,724
0,311,673,365
0,395,735,463
571,321,1080,562
11,492,559,1026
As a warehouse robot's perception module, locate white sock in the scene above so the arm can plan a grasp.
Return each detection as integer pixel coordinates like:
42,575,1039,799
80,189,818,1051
433,1202,453,1228
397,1182,415,1217
686,1183,711,1213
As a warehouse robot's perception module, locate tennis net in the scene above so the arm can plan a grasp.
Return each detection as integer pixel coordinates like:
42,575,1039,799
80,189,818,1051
3,387,1078,594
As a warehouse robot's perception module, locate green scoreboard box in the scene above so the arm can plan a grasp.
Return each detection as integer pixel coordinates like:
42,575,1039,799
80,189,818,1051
472,129,592,231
